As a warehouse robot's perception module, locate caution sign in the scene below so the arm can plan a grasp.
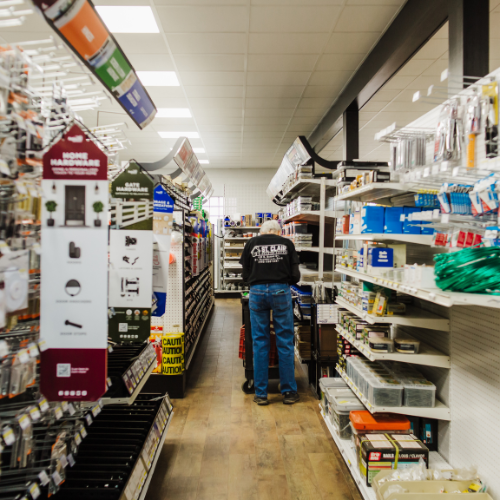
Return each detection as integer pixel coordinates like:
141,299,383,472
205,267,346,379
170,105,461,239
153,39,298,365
161,332,184,375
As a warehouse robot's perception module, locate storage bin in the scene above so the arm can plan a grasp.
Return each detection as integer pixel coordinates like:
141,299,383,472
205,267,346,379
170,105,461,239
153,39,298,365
402,378,436,407
325,387,355,419
319,377,348,413
367,375,404,407
368,338,394,353
350,410,410,432
330,395,365,439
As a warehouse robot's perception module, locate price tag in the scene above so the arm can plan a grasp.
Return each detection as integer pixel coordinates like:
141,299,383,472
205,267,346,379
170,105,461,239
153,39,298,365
2,426,15,445
106,377,112,388
441,213,450,224
91,405,100,417
52,471,63,486
38,471,50,486
59,454,68,468
86,414,93,426
68,403,76,416
18,349,30,364
29,406,41,422
32,243,41,255
452,166,460,177
54,406,63,420
75,432,82,446
440,161,448,172
28,482,41,499
432,164,439,175
18,414,31,431
15,181,28,195
38,340,48,352
39,398,49,413
433,209,440,220
80,426,87,439
423,167,430,177
415,170,422,179
0,340,8,358
99,398,103,409
67,453,76,467
27,343,39,358
0,159,11,176
61,401,69,412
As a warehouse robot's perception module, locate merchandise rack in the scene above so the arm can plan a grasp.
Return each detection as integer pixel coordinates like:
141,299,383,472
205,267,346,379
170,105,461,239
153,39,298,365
335,297,449,331
320,407,451,500
336,234,434,246
335,325,450,368
336,366,451,420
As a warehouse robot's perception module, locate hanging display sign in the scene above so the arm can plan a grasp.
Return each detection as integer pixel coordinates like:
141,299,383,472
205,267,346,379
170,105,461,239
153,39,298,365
109,161,154,342
40,124,109,402
152,184,174,318
32,0,157,129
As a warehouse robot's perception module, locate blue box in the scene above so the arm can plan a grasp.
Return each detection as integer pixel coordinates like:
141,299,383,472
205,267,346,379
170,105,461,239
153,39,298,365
368,248,394,267
421,222,434,235
403,207,421,234
384,207,404,234
361,206,385,234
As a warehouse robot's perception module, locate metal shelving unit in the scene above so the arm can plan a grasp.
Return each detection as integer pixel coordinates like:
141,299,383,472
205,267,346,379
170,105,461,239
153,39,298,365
336,234,434,246
334,182,407,204
335,297,450,331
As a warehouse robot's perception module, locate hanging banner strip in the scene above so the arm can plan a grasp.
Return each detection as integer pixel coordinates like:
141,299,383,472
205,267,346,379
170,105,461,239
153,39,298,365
40,124,109,402
32,0,157,129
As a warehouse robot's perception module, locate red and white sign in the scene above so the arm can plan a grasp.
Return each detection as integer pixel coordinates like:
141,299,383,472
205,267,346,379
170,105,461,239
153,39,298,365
40,124,109,402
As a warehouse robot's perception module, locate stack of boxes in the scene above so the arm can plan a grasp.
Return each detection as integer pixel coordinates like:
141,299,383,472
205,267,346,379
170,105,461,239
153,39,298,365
282,221,313,248
337,334,360,371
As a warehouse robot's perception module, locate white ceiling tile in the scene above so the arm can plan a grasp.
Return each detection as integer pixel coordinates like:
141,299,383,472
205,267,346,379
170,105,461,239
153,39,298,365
244,125,288,132
174,55,245,72
335,6,400,32
244,117,290,126
368,88,402,102
316,53,366,71
156,6,247,33
198,125,242,133
297,97,334,109
250,6,341,33
152,118,196,128
156,0,245,5
361,100,388,113
308,70,353,86
397,59,436,77
244,108,294,117
196,117,243,126
193,108,243,118
245,86,305,98
346,0,404,5
144,90,189,107
185,86,244,98
249,33,329,54
167,34,246,54
245,97,300,108
243,131,286,138
246,72,310,86
421,58,448,77
247,54,318,72
294,108,325,118
125,53,175,71
180,72,245,86
413,39,448,60
381,75,417,90
189,98,243,109
112,34,168,54
324,32,381,54
302,85,342,98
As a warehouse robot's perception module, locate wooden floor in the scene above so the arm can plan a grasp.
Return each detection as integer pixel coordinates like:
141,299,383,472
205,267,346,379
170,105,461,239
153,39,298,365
146,299,363,500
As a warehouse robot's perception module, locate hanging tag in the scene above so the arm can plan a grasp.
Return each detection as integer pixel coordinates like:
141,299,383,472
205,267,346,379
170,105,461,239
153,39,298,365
106,377,112,388
2,426,15,446
59,454,68,468
18,349,30,364
27,343,39,358
28,482,41,499
38,340,48,352
15,182,28,195
75,432,82,446
38,471,50,486
61,401,69,413
91,405,100,417
39,398,49,413
80,426,88,439
0,340,8,358
108,345,113,353
67,453,76,467
85,413,93,426
0,240,10,254
52,470,63,486
0,160,11,176
441,214,450,224
32,243,41,255
18,414,31,431
99,398,103,409
68,403,76,416
54,406,63,420
29,406,41,422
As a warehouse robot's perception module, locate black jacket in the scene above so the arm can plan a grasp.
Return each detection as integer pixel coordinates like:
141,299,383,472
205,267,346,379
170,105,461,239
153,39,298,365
239,234,300,286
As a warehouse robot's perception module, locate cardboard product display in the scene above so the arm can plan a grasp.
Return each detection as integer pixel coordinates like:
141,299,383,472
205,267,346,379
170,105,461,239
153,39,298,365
109,162,154,343
40,124,109,401
319,324,337,356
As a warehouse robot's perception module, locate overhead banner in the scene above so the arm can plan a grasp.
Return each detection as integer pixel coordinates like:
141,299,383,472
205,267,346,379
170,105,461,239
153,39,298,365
109,161,154,342
32,0,157,129
40,124,109,402
152,184,174,318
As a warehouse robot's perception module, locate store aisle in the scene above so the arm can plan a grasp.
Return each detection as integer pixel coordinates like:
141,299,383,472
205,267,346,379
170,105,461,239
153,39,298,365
146,299,361,500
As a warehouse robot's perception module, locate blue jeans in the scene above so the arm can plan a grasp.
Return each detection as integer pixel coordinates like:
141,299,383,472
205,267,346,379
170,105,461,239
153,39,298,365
249,284,297,398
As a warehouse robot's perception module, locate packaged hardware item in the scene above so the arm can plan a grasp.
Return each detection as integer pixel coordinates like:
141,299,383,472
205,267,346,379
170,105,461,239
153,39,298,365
358,433,429,486
402,378,436,408
330,395,364,439
386,303,406,316
368,338,394,353
319,377,347,413
350,411,410,433
394,338,420,354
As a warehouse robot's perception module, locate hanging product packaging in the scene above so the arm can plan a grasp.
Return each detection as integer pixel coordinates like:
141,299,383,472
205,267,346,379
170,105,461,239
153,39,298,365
152,184,174,321
40,124,108,402
109,162,154,343
466,93,481,168
482,82,498,158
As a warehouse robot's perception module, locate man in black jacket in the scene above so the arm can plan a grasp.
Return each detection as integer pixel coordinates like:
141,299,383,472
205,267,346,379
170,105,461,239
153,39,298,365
239,220,300,406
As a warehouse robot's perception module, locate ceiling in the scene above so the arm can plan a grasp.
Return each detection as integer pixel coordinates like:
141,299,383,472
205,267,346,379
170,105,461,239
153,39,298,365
322,0,500,163
0,0,407,169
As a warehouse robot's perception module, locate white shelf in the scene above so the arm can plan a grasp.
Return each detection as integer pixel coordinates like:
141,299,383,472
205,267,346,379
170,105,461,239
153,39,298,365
223,277,243,281
335,297,449,331
336,234,434,246
224,264,243,269
215,289,245,294
334,182,407,203
296,246,335,255
224,237,252,241
281,178,337,201
336,324,450,368
283,210,341,223
336,266,500,309
320,407,450,500
336,366,451,420
224,226,260,230
224,246,245,250
223,256,240,260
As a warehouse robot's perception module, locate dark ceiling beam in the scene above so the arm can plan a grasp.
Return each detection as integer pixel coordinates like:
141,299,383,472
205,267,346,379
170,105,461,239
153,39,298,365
308,0,448,153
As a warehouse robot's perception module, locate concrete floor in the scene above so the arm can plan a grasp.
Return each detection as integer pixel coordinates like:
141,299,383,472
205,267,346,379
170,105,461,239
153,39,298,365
146,298,362,500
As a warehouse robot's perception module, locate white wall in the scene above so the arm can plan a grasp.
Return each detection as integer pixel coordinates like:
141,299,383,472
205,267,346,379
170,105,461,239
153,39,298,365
206,168,278,219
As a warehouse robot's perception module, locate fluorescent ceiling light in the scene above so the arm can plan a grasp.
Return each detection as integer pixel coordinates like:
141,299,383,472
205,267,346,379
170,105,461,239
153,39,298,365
193,148,205,154
158,131,199,139
156,108,191,118
95,6,159,33
137,71,179,87
199,160,210,164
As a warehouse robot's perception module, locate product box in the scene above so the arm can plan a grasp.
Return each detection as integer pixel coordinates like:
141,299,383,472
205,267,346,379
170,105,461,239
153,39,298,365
384,207,404,234
361,206,385,234
403,207,421,235
342,215,350,234
318,324,337,355
358,433,429,486
368,248,394,268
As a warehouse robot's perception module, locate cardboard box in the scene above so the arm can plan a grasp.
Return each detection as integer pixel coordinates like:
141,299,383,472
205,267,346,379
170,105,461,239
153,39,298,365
403,207,421,234
357,433,429,486
319,324,337,355
384,207,404,234
361,206,385,234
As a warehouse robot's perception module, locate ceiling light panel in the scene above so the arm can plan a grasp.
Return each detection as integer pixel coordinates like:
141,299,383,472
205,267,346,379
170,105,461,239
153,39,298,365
95,6,159,33
193,148,205,153
137,71,180,86
156,108,192,118
199,160,210,164
158,132,200,139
